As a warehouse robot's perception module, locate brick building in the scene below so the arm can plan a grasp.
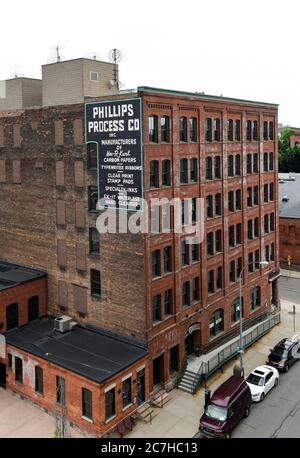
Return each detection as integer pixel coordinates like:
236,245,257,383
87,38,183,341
0,68,280,435
279,172,300,268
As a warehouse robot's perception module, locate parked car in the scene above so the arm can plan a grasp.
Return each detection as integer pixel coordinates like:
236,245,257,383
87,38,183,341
199,375,252,438
267,338,300,372
246,365,279,402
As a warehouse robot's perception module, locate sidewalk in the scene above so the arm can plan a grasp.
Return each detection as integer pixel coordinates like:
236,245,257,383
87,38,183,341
281,268,300,279
125,298,299,438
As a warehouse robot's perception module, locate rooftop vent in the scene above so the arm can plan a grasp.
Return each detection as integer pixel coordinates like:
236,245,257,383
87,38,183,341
54,316,77,333
282,196,290,202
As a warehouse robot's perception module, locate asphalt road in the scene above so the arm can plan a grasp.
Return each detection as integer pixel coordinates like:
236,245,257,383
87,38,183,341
279,276,300,305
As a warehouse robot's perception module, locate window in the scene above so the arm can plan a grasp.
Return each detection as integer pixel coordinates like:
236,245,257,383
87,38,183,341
229,225,235,248
192,241,200,262
182,281,190,307
91,269,101,297
231,297,243,323
207,270,214,294
236,189,242,211
250,286,261,310
206,157,213,180
253,153,259,173
88,186,98,212
8,353,12,369
87,143,97,170
235,154,241,175
214,118,221,142
6,303,18,331
164,289,173,315
253,121,258,141
269,152,274,171
228,155,234,177
152,295,161,322
254,186,259,206
150,160,159,188
236,223,242,245
122,377,132,408
89,227,99,255
246,121,252,141
235,120,241,141
207,232,214,256
28,296,39,322
248,220,253,240
192,277,200,302
56,376,65,405
254,217,259,238
269,122,274,140
247,154,252,174
237,257,242,278
210,309,224,337
15,357,23,384
189,118,197,142
161,116,170,143
105,388,115,421
180,159,188,184
264,153,268,172
271,242,275,261
248,252,254,273
214,156,221,179
181,240,190,266
192,197,197,223
264,214,269,234
263,121,268,141
163,246,172,273
247,187,253,207
264,184,268,203
228,191,234,212
151,205,160,234
35,366,43,395
205,118,212,142
215,230,222,253
229,260,235,283
190,158,198,182
90,71,98,81
265,244,270,262
162,160,171,186
206,195,213,218
216,266,223,289
82,388,93,420
270,213,275,231
228,119,234,141
269,182,274,201
152,250,161,278
162,203,171,232
149,115,158,142
180,117,187,142
215,193,222,216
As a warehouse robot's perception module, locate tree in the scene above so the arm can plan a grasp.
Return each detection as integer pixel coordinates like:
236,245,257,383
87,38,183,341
278,128,300,172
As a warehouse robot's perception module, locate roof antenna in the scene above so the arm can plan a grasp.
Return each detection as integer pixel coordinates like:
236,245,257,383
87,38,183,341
109,48,122,91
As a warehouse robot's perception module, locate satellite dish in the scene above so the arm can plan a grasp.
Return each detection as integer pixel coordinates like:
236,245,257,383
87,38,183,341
86,52,102,61
47,46,65,64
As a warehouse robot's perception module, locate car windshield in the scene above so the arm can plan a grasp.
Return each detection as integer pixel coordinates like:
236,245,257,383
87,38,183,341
205,404,227,422
247,374,264,386
272,346,288,359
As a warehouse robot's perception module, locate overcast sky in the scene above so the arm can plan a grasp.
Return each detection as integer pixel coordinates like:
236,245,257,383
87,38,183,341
1,0,299,125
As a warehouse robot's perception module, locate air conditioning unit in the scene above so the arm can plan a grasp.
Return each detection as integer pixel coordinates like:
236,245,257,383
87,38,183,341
54,316,76,333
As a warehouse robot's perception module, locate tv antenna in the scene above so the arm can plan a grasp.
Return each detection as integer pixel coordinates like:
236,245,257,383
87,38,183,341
86,52,102,61
9,65,24,79
47,46,65,64
109,48,122,91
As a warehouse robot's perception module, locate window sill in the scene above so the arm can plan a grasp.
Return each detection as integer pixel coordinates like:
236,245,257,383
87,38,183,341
91,294,101,300
152,276,162,281
82,416,93,424
122,403,133,412
105,415,116,425
89,252,100,258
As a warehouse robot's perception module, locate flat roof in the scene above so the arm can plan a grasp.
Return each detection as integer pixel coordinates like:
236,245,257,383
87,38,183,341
279,173,300,218
138,86,279,108
6,318,148,384
0,261,46,291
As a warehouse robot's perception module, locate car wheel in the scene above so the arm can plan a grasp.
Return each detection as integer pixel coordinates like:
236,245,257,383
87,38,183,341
244,405,251,418
274,378,279,387
260,392,265,402
285,364,289,373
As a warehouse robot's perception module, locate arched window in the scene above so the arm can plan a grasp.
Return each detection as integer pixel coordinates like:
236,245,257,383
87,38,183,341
161,116,170,143
250,286,261,310
150,160,159,188
228,119,234,141
209,309,224,337
231,297,244,323
148,115,158,143
189,117,197,142
180,117,187,142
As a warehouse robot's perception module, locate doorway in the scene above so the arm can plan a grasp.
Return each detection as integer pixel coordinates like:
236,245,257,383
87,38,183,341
185,327,202,356
185,333,195,356
153,354,164,386
170,345,179,373
0,363,6,389
137,369,146,406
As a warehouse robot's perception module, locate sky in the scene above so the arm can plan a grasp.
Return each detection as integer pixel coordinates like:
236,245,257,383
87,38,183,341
1,0,299,125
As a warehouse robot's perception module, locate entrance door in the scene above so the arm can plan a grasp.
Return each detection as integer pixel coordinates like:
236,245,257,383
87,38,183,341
137,369,146,406
153,355,163,386
0,363,6,389
185,333,195,356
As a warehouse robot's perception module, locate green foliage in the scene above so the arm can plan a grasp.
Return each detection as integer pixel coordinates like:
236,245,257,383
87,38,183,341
279,128,300,172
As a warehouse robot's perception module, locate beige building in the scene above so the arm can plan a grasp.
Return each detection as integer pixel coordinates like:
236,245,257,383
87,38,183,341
0,77,42,110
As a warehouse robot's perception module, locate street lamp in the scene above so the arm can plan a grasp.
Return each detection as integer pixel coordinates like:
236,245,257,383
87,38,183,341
238,260,269,377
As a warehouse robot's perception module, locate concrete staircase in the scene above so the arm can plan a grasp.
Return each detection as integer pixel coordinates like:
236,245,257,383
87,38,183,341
177,369,198,394
136,402,158,424
151,386,171,408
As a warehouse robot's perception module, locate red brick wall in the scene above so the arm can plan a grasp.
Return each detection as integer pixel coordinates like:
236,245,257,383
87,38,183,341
0,277,47,333
279,217,300,266
5,345,150,437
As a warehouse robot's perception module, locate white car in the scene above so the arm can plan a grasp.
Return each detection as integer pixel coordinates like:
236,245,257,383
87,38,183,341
246,365,279,402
